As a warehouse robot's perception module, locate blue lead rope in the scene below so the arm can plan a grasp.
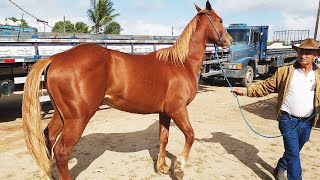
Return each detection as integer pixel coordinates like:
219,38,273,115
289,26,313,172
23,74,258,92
213,46,316,138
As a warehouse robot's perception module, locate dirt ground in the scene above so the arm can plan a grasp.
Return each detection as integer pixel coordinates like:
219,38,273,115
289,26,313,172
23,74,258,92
0,80,320,180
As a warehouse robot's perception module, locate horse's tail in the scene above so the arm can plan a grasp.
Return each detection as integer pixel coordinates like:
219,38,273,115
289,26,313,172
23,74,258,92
22,58,53,179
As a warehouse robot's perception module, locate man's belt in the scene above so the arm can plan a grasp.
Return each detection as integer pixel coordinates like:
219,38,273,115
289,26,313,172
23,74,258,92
280,110,312,121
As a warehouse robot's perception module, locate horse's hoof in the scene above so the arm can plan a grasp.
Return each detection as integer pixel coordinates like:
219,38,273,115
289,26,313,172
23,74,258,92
174,157,185,180
157,164,170,175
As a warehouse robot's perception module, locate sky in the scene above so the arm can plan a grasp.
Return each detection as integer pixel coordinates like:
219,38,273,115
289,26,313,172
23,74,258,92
0,0,319,40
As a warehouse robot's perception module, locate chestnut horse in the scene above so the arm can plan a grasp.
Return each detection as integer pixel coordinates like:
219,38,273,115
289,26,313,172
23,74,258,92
22,1,232,180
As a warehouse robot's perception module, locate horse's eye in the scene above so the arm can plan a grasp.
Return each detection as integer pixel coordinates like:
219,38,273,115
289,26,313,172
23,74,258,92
220,20,223,23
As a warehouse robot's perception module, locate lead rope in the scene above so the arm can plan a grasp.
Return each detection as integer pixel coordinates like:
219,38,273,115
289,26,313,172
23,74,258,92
213,45,316,138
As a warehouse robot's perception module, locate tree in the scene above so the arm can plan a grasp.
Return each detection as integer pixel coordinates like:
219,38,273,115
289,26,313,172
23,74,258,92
52,20,75,33
6,17,29,27
7,17,18,22
87,0,119,34
20,19,29,27
75,22,89,33
104,21,122,34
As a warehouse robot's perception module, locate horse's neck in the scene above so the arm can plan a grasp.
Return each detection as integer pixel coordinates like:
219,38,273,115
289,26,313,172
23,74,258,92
185,26,207,78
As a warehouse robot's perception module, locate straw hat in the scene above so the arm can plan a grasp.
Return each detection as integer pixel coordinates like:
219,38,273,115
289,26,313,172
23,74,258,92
292,38,320,52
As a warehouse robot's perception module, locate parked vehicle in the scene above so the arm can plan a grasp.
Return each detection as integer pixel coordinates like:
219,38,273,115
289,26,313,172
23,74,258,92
0,23,310,99
0,24,38,36
0,25,178,99
200,24,309,87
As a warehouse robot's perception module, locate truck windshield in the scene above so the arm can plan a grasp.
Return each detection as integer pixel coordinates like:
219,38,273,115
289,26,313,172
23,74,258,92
227,29,250,44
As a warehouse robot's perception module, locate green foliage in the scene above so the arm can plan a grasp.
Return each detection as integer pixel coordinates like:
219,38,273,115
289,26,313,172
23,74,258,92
104,21,122,34
52,20,75,33
7,17,18,22
52,20,90,33
20,19,29,27
75,22,89,33
49,0,121,34
6,17,29,27
87,0,119,33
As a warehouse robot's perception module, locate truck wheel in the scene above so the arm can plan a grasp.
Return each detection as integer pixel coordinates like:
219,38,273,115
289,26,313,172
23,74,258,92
240,66,254,87
201,78,213,84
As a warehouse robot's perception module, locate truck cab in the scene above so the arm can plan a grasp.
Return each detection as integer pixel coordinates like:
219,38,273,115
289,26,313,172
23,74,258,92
201,24,269,87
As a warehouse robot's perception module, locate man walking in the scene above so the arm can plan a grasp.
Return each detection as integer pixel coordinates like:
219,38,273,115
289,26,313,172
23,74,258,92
232,38,320,180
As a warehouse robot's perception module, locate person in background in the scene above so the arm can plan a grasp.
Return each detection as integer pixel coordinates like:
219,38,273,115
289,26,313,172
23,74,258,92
232,38,320,180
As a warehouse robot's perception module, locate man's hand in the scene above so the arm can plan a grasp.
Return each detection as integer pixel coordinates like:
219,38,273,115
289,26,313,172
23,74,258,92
231,88,245,96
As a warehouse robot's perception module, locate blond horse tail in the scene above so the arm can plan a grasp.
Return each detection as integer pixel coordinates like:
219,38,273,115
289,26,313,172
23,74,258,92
22,58,53,179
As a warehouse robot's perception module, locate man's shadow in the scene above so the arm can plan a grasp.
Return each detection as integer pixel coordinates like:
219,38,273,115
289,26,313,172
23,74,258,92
241,96,278,120
196,132,274,179
65,121,177,179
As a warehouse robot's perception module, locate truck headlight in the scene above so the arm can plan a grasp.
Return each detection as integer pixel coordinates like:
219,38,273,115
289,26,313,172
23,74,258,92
224,63,242,70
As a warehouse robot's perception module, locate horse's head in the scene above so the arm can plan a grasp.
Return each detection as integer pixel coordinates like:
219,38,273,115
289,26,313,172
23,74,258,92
196,1,232,48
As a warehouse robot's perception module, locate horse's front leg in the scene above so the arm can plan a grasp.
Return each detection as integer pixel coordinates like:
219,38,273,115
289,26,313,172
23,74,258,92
168,106,194,180
157,112,171,174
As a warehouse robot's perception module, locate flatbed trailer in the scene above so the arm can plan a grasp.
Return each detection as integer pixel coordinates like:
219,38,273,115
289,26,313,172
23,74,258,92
0,32,178,99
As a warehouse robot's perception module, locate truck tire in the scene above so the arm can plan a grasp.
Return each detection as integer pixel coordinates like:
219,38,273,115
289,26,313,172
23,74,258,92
201,78,213,84
240,66,254,87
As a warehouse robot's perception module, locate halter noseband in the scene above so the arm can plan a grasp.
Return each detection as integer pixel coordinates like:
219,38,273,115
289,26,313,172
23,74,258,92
205,13,227,45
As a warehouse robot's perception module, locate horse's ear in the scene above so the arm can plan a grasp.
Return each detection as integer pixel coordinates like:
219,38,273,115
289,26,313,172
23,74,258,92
206,0,213,11
194,3,202,12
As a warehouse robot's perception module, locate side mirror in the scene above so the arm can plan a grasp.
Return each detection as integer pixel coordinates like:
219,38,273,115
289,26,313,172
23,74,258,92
260,32,264,42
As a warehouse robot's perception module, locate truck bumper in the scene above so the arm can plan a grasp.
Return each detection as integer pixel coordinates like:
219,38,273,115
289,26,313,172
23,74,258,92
217,69,246,78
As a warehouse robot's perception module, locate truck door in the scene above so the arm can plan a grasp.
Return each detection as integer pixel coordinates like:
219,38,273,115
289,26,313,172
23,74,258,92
251,29,261,61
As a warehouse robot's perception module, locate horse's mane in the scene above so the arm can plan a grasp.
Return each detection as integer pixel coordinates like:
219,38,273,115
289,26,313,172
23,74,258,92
156,15,200,65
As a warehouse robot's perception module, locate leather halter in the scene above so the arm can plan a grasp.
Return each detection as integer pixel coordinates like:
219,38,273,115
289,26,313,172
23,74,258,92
205,13,227,45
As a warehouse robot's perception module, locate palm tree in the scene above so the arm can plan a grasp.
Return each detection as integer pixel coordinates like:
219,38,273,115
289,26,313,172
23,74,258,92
87,0,119,33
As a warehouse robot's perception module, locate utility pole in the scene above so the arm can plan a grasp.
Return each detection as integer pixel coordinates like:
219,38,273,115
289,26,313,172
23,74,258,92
314,0,320,39
63,16,66,33
171,25,173,36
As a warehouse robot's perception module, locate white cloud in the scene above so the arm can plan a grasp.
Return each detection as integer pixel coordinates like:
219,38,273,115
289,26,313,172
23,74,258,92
120,20,171,36
119,18,187,36
213,0,319,40
215,0,317,13
1,0,320,39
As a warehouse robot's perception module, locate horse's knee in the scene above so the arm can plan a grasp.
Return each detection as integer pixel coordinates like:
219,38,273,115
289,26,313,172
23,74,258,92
53,142,72,163
185,131,195,145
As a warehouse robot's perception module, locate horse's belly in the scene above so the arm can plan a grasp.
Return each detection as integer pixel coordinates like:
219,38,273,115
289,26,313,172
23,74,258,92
103,95,162,114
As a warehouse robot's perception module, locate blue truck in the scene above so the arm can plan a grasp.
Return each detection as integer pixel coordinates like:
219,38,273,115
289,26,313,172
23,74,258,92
200,24,309,87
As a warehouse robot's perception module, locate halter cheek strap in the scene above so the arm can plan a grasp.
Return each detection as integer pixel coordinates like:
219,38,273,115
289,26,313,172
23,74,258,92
205,14,227,45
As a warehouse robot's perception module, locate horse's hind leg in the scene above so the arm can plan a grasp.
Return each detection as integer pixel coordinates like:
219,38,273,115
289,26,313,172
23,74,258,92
157,112,171,174
168,106,194,180
44,109,63,156
53,116,90,180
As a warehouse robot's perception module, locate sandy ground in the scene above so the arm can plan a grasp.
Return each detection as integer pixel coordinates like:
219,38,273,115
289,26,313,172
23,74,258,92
0,80,320,180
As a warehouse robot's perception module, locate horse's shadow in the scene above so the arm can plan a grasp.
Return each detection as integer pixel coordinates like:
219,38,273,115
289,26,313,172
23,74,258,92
196,132,274,179
67,121,177,179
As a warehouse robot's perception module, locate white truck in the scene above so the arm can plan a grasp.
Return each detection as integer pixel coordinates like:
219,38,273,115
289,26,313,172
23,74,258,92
0,25,178,99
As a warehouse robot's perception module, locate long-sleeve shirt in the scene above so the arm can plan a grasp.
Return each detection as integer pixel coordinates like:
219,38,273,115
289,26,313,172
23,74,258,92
246,62,320,127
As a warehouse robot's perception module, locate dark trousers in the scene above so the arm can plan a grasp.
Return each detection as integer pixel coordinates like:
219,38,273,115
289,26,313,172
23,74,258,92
276,111,313,180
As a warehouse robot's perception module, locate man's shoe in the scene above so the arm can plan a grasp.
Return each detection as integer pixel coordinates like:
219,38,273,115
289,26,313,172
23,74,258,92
273,168,287,180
